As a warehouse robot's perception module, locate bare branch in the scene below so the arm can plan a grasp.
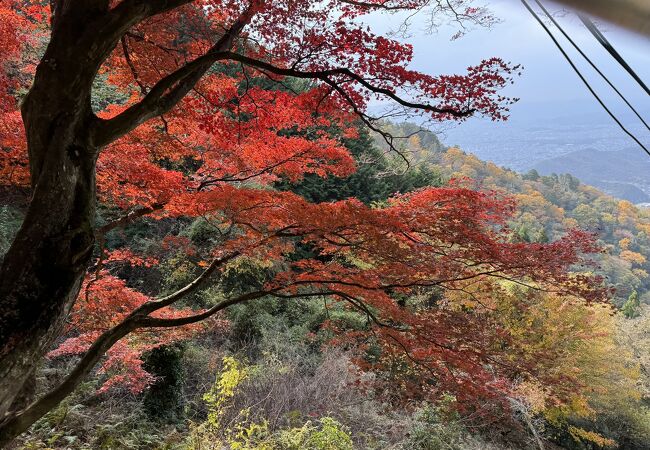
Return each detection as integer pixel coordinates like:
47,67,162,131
338,0,416,11
121,36,148,95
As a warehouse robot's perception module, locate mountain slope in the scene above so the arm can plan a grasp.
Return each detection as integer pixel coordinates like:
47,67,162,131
533,147,650,203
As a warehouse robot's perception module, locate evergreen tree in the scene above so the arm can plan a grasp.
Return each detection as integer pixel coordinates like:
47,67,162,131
143,344,186,423
276,127,443,204
622,290,641,319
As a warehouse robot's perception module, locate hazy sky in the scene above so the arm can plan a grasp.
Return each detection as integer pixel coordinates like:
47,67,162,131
367,0,650,164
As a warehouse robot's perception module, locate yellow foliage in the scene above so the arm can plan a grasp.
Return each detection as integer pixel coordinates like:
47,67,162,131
637,223,650,235
568,426,616,448
619,237,631,250
620,250,646,265
495,284,642,446
618,200,639,228
203,356,249,430
562,217,578,229
187,357,354,450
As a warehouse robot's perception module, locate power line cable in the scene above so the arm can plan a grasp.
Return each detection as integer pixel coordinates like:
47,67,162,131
534,0,649,131
578,14,650,96
520,0,650,156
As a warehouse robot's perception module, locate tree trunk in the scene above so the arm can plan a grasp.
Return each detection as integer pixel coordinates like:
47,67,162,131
0,5,112,424
0,1,236,443
0,107,97,419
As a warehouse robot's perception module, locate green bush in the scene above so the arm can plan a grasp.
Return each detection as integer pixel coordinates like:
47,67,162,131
143,344,187,423
402,399,496,450
275,417,353,450
406,405,467,450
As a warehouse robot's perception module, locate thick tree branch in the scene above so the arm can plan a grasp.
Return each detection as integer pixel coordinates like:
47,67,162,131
121,36,148,95
103,0,196,38
138,290,270,328
207,52,476,117
97,204,164,235
137,252,241,315
338,0,415,11
94,8,255,147
0,286,263,446
95,47,474,147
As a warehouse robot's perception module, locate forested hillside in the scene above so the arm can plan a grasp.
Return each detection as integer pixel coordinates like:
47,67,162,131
533,147,650,204
1,1,649,450
2,124,650,449
379,124,650,308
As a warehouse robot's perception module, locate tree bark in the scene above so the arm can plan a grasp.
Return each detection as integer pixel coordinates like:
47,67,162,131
0,4,113,422
0,1,252,444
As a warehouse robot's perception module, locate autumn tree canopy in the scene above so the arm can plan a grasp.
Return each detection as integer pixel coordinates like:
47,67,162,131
0,0,604,445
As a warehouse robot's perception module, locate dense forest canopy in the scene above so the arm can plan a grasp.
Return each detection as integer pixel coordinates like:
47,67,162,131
0,1,649,449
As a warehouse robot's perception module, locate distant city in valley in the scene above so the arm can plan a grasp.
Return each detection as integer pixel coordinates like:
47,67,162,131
438,101,650,203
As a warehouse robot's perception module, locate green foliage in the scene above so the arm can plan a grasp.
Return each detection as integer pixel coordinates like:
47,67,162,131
622,290,641,319
16,380,183,450
160,251,201,294
184,217,223,246
219,257,276,298
226,297,322,349
188,356,354,450
143,344,186,423
226,294,366,356
0,204,22,260
91,72,130,112
403,398,487,450
275,418,353,450
522,169,540,181
276,127,443,205
193,417,354,450
513,220,549,243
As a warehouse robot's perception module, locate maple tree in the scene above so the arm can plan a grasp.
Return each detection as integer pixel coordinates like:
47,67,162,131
495,287,638,447
0,0,604,445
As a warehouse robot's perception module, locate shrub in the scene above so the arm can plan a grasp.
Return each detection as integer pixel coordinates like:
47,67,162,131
143,344,187,423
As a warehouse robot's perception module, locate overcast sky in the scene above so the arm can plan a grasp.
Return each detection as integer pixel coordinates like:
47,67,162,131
367,0,650,163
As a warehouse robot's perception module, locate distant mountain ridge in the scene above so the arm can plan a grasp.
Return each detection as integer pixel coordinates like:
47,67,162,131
533,147,650,203
438,103,650,204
